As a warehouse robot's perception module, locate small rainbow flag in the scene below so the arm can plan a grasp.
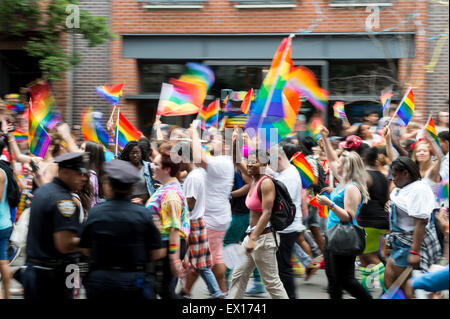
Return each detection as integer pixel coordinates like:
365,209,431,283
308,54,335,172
309,117,323,140
395,88,414,127
223,110,247,128
179,62,215,92
28,81,61,130
115,111,143,148
333,101,347,120
5,102,25,113
199,99,220,128
309,195,329,218
157,82,203,116
438,180,449,202
286,66,328,113
82,107,110,147
13,130,28,142
380,88,394,112
28,108,50,158
240,88,254,114
96,83,124,105
290,151,316,189
425,115,441,149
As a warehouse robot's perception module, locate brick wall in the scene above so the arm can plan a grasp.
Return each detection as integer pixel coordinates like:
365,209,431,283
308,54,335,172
108,0,434,126
426,0,449,119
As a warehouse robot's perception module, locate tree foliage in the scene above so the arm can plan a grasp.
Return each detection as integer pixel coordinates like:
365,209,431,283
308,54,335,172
0,0,115,81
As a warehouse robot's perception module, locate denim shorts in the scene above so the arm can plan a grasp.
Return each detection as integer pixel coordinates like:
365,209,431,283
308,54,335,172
0,227,12,260
390,237,410,268
304,206,320,229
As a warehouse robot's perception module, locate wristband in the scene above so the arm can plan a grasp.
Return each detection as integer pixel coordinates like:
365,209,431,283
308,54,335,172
409,250,420,256
168,244,177,255
329,202,335,210
170,259,181,265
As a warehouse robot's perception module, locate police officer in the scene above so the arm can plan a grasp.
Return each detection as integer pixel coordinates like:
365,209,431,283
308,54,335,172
22,152,89,300
79,159,164,300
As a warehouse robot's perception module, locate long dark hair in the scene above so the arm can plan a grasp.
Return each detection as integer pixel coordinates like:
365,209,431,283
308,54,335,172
118,141,139,162
85,141,105,198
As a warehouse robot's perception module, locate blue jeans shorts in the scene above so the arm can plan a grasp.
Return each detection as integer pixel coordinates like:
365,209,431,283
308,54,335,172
0,227,12,260
390,237,410,268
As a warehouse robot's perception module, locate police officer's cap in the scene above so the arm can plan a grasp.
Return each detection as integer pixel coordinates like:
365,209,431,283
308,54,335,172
54,152,89,173
104,159,140,184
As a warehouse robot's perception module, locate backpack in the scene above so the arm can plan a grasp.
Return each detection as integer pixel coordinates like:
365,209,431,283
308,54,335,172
269,178,296,232
0,160,21,209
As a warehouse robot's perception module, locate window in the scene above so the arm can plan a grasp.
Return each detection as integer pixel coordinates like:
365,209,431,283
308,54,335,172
231,0,296,9
138,0,208,9
330,0,392,7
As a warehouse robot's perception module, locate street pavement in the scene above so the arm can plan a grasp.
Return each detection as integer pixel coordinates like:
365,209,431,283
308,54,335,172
6,252,384,299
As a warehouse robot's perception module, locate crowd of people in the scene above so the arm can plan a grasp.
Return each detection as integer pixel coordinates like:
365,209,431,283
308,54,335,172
0,93,448,300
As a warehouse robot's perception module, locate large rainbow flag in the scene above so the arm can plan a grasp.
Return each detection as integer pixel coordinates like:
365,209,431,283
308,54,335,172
115,111,143,148
96,83,124,105
424,115,441,149
395,88,414,127
286,66,328,113
28,81,61,130
28,108,50,158
245,36,302,150
290,151,316,189
82,107,110,147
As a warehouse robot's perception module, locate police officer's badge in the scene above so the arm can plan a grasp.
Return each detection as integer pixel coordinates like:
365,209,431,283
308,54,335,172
57,200,76,217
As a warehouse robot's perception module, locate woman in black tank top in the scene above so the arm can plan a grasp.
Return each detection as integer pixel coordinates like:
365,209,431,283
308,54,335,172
358,147,390,293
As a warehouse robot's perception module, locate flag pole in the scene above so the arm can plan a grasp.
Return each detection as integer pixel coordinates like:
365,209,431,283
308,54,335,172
115,107,120,158
256,34,295,148
108,103,117,124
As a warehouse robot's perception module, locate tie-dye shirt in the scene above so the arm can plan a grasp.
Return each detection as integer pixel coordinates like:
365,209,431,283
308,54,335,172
146,181,190,240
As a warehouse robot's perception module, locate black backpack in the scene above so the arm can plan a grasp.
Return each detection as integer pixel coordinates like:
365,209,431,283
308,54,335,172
0,160,21,209
270,178,296,232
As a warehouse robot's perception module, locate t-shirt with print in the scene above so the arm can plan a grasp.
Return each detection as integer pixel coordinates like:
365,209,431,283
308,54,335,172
204,155,234,231
183,167,206,220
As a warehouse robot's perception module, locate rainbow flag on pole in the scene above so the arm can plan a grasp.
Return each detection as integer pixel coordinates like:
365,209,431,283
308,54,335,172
425,115,441,149
245,36,302,149
82,107,110,147
28,81,61,130
240,88,254,114
115,111,143,148
380,88,394,112
28,107,50,158
290,151,316,189
286,66,328,113
333,101,347,120
13,130,28,142
395,88,414,127
199,99,220,128
96,83,124,105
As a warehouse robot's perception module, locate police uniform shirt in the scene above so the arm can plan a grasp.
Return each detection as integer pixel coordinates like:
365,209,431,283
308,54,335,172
79,199,162,269
26,178,80,261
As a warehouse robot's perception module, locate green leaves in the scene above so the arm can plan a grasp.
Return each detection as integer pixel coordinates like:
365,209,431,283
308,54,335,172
0,0,115,81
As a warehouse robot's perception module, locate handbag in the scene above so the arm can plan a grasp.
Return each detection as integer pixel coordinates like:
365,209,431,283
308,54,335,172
326,214,366,256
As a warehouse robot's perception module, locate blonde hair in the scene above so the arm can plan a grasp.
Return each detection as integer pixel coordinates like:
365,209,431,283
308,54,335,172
411,140,433,176
340,151,370,204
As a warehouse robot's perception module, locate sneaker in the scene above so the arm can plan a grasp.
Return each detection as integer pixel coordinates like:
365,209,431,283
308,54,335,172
304,262,319,281
245,282,265,296
8,245,21,265
292,262,306,277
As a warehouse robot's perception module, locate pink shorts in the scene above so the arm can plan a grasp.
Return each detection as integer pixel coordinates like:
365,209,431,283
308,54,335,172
206,228,226,265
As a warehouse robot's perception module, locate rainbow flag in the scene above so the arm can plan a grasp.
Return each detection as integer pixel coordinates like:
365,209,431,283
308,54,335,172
240,88,254,114
96,83,124,105
290,151,316,189
380,88,394,112
28,109,50,158
82,107,110,147
438,180,449,202
286,66,328,113
157,82,203,116
395,88,414,127
13,130,28,142
179,62,215,92
333,101,347,120
309,117,323,140
245,36,302,150
309,196,329,218
224,110,247,128
199,99,220,128
5,102,25,113
28,81,61,130
425,115,441,149
115,111,143,148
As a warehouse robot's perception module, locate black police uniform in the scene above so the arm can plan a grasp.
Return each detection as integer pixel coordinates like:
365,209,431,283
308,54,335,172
22,153,88,300
79,160,162,300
